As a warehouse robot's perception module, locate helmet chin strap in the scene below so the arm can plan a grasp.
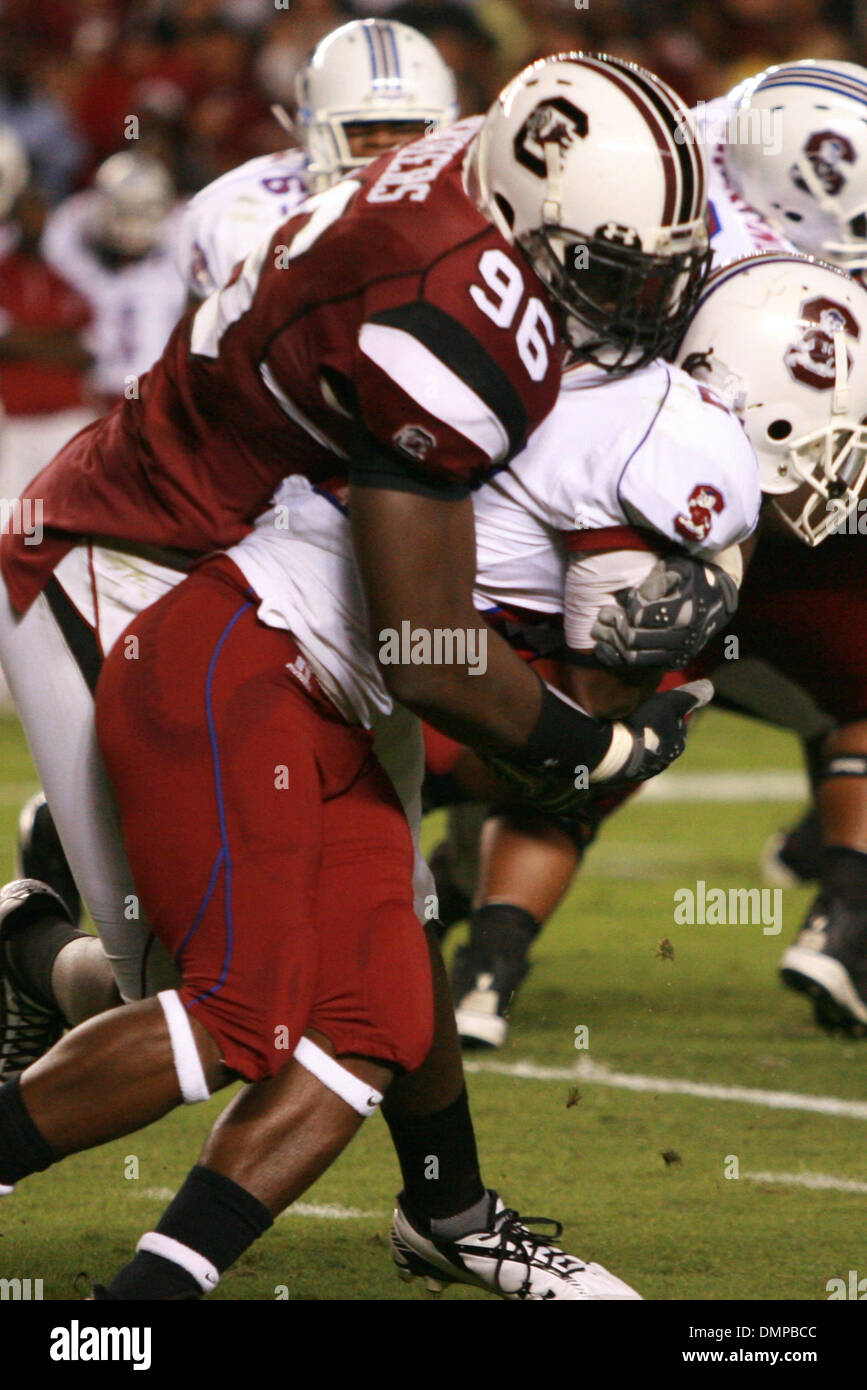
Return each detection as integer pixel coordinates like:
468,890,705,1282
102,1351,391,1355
833,329,850,413
543,140,564,224
270,104,297,140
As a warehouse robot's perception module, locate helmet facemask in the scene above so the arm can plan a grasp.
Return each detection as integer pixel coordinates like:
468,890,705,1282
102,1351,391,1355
520,220,712,372
683,325,867,547
301,113,447,191
769,421,867,544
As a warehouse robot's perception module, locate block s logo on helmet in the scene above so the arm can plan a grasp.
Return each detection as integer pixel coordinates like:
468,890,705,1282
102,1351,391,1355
803,130,856,196
674,484,724,543
784,295,859,391
514,98,588,178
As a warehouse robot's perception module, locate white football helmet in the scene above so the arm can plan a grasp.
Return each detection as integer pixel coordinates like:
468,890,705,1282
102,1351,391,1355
724,62,867,273
466,52,712,369
295,19,458,190
677,252,867,546
92,152,174,257
0,125,28,220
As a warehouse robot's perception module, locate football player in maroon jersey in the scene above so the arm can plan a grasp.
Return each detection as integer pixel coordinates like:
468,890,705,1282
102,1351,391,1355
0,55,714,1298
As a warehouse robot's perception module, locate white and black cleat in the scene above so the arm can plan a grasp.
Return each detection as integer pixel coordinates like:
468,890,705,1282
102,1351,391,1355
780,894,867,1036
391,1191,642,1300
0,879,70,1079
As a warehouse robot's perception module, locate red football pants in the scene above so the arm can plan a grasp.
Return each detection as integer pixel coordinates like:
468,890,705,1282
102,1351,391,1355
95,555,433,1081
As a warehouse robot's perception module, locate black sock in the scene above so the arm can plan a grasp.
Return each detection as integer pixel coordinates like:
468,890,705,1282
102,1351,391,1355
6,916,88,1011
0,1075,56,1185
822,846,867,910
469,902,540,959
385,1087,485,1222
106,1165,273,1300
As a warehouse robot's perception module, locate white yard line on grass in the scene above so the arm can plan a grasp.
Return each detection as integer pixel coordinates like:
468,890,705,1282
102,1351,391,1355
744,1170,867,1194
641,771,807,802
283,1203,382,1220
464,1056,867,1121
137,1188,381,1219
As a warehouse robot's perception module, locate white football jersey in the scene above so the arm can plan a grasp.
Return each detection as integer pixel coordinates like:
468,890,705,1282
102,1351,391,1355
42,192,187,400
224,360,761,727
692,94,797,265
175,148,311,297
471,360,760,618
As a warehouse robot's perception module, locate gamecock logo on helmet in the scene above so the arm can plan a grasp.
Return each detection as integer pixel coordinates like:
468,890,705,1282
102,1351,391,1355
393,424,437,462
674,484,725,543
514,98,588,179
784,295,859,391
803,130,856,195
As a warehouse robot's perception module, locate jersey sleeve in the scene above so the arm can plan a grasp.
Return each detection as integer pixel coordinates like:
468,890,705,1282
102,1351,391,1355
176,154,311,299
351,232,563,497
617,366,761,558
564,548,663,651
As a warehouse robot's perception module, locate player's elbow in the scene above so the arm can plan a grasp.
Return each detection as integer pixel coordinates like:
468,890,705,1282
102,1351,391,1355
378,658,445,709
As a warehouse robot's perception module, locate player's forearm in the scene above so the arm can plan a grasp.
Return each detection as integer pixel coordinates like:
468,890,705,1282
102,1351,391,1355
560,663,658,720
349,482,607,758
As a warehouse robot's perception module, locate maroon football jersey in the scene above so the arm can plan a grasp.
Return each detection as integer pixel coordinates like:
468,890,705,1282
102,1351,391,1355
2,118,565,612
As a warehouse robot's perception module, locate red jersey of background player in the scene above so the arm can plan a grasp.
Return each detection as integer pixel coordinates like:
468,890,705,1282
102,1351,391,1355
0,239,91,416
2,117,565,613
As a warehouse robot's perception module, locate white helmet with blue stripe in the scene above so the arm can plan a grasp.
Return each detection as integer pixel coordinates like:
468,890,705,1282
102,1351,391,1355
295,19,458,191
724,61,867,273
677,252,867,545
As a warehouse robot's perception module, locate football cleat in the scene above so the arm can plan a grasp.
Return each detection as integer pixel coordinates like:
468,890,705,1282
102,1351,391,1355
780,893,867,1034
391,1191,642,1300
761,808,822,888
450,941,530,1049
17,792,82,926
0,879,71,1078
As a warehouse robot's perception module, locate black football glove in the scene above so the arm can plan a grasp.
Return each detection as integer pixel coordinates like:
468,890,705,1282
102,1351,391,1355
592,555,738,671
613,679,713,784
479,679,713,823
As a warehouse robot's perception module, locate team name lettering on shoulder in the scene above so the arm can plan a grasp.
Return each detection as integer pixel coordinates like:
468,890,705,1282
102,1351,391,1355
367,124,475,205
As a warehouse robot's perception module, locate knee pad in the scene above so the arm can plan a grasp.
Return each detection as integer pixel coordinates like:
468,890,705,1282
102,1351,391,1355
293,1036,382,1117
157,990,211,1104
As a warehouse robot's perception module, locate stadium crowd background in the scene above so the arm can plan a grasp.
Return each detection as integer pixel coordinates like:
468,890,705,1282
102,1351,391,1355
0,0,864,206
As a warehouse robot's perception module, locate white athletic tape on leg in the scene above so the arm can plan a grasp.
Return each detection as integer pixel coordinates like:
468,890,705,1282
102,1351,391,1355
157,990,211,1104
293,1036,383,1117
0,1182,14,1196
137,1231,219,1293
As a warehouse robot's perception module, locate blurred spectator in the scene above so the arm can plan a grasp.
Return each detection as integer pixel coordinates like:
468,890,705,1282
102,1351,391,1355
0,34,87,200
0,183,95,502
0,0,860,218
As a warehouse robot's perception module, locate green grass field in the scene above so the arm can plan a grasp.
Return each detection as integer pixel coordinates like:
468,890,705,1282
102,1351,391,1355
1,707,865,1302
